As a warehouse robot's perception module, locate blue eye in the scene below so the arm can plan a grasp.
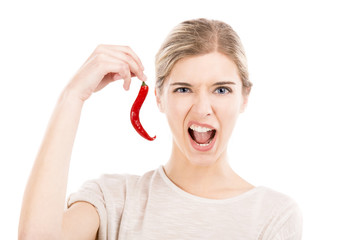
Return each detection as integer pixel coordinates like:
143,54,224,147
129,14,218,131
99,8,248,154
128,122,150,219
215,87,231,94
174,87,191,93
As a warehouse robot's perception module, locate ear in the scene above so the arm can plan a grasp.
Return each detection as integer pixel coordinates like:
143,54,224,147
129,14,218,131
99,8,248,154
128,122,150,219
239,94,249,113
155,88,164,113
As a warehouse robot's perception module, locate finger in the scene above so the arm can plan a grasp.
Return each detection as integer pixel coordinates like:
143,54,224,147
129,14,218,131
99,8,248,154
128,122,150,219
113,73,121,81
122,69,132,91
91,54,138,91
94,74,113,92
112,45,145,71
93,44,145,72
100,47,146,82
101,58,132,90
92,53,140,82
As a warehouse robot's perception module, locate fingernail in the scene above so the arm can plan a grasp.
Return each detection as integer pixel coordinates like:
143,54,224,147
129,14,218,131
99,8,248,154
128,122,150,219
143,74,147,81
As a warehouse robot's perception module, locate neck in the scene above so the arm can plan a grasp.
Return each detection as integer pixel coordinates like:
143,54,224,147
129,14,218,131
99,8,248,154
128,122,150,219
164,140,240,195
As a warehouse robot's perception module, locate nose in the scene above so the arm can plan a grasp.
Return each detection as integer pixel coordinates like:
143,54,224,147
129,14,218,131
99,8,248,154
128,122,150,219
192,91,213,118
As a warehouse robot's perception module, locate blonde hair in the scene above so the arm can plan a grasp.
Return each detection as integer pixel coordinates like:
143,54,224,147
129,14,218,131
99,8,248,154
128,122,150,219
155,18,252,96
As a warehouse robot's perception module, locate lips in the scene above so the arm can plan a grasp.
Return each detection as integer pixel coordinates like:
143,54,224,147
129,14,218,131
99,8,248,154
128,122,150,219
187,121,217,150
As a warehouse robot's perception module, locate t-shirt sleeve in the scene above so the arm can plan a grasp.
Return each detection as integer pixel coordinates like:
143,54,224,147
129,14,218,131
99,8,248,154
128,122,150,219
262,198,303,240
66,174,128,240
270,201,303,240
66,178,108,240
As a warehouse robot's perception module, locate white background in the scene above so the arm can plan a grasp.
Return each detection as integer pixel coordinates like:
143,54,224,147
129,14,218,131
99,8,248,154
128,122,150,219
1,0,359,238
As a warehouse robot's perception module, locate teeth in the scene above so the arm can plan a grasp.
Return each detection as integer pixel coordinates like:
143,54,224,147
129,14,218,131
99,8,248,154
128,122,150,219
190,124,213,132
194,138,213,147
198,143,210,147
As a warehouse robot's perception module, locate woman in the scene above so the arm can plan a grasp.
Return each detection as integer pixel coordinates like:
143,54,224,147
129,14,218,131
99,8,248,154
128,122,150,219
19,18,302,239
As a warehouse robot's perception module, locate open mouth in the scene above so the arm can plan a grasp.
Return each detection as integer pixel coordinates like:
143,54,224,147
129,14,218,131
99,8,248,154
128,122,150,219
188,126,216,146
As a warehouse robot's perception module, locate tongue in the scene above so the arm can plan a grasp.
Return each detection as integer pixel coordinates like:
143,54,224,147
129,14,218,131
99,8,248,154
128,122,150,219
193,131,212,144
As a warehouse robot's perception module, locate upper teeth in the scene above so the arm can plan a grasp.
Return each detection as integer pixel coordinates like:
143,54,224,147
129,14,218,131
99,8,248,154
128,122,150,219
190,124,213,132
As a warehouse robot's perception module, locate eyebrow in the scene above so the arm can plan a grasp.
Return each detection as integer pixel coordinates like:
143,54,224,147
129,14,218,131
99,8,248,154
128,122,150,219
170,82,192,87
213,81,236,86
170,81,236,87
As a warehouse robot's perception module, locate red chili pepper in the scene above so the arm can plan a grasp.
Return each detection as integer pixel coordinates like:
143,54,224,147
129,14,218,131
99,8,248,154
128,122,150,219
130,81,156,141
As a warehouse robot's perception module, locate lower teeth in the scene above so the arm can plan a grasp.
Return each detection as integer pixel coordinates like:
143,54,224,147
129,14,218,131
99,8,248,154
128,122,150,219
198,143,209,147
196,139,213,147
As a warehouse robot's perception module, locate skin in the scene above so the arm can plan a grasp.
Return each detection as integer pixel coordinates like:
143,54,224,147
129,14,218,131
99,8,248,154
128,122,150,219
156,51,254,199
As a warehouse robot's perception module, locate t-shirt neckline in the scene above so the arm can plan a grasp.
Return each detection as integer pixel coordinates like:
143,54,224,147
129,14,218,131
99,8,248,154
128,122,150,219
158,165,263,204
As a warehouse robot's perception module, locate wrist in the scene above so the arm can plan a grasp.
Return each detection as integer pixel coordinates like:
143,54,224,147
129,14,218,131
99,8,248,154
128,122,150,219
58,87,86,106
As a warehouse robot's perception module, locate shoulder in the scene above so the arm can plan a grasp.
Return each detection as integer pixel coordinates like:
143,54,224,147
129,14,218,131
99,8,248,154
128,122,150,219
66,167,160,239
92,166,157,185
67,170,143,206
255,187,299,208
256,187,303,239
247,186,302,223
256,187,302,222
87,167,160,196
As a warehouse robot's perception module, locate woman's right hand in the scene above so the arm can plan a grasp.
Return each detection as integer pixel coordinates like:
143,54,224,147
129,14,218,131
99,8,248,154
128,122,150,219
65,44,147,102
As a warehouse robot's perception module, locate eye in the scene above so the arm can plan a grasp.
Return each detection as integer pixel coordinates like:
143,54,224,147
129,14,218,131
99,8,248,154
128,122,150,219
214,87,232,95
174,87,191,93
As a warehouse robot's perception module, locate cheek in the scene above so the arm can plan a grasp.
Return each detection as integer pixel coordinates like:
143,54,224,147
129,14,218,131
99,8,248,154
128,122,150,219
164,96,192,133
214,100,240,135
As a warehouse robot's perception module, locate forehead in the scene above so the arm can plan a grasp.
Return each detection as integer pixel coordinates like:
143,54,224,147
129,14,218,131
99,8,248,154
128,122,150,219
169,52,241,84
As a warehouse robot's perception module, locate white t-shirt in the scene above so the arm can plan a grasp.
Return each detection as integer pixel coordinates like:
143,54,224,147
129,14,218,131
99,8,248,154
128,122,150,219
67,165,302,240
